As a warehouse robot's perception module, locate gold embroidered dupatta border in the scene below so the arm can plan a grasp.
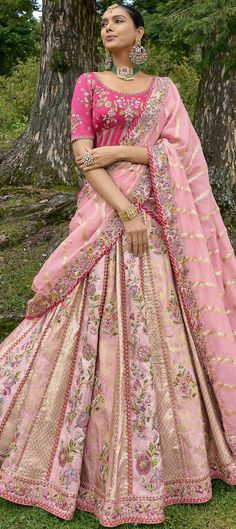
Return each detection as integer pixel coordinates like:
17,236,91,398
147,142,236,456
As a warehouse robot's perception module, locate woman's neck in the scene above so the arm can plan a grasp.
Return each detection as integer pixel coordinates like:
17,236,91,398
111,51,133,69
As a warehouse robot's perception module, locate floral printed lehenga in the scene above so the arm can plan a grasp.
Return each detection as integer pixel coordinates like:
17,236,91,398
1,72,236,527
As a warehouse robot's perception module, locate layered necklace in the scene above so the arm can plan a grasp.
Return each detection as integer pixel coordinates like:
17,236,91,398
109,63,143,81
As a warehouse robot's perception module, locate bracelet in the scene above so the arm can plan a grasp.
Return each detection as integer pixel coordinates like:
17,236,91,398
118,205,138,222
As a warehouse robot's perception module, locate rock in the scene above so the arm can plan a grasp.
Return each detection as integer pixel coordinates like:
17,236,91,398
0,234,9,246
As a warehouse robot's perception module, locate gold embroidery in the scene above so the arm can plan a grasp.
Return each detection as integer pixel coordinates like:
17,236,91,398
206,228,216,241
176,208,197,216
222,251,234,262
186,145,199,171
209,248,219,256
185,256,210,263
200,306,226,313
44,269,50,285
194,189,210,203
93,195,99,213
181,232,204,239
169,161,183,169
223,408,236,416
81,221,87,243
215,382,236,390
217,228,227,239
172,184,191,192
175,116,180,138
62,241,68,270
192,281,216,288
101,202,107,221
188,170,204,184
200,207,219,221
224,278,236,287
215,270,222,276
209,356,236,365
203,330,234,338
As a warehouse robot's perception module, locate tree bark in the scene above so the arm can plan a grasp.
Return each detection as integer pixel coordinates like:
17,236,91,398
0,0,97,186
194,54,236,246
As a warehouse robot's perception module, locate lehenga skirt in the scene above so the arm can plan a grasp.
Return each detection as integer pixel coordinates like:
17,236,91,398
1,204,236,527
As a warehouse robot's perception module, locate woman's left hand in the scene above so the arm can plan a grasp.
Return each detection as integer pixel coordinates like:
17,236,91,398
76,146,120,172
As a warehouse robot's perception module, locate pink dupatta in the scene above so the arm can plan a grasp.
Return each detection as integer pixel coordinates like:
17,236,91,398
26,76,236,455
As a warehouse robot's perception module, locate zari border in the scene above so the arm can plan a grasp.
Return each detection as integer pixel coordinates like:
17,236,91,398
147,144,209,371
0,465,236,525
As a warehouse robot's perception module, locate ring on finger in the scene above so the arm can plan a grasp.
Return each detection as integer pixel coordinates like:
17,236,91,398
82,152,94,166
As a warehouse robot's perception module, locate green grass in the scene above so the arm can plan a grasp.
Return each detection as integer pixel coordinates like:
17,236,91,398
1,480,236,528
0,222,68,317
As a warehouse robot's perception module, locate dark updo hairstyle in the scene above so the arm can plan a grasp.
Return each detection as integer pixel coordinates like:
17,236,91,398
117,3,146,46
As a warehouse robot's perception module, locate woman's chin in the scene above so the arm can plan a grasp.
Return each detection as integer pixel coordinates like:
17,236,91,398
105,42,120,52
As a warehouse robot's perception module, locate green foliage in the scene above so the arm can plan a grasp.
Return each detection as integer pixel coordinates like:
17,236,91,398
135,0,236,73
0,0,41,76
144,42,200,120
0,56,39,140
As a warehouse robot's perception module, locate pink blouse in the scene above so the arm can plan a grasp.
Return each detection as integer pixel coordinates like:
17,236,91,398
71,72,156,147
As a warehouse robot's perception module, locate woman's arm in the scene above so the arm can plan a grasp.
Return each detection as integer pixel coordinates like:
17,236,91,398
72,139,148,257
76,145,149,172
119,146,149,165
72,139,134,212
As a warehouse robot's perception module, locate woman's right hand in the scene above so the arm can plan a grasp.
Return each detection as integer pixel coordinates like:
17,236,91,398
124,214,148,257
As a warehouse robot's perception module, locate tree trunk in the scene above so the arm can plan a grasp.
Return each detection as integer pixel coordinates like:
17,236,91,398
0,0,97,186
194,54,236,247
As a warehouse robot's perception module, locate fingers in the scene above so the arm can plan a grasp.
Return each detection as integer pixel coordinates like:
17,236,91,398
76,148,97,170
132,236,138,257
76,147,94,163
127,233,133,254
126,228,148,256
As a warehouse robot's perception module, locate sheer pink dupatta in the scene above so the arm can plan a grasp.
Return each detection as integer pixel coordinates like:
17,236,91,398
147,82,236,455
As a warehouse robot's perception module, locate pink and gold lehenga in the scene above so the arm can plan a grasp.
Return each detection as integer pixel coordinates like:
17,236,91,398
1,72,236,527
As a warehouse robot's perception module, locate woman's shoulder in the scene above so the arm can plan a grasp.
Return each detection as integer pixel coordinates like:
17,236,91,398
75,71,95,85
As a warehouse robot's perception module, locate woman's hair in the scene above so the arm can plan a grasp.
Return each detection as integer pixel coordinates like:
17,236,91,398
117,3,146,45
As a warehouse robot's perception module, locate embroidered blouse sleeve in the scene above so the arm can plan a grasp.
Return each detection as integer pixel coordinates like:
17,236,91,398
70,73,95,143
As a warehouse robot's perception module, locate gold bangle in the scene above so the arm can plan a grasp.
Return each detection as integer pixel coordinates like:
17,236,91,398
118,205,138,222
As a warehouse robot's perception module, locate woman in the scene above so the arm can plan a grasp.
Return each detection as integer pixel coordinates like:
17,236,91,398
0,2,236,527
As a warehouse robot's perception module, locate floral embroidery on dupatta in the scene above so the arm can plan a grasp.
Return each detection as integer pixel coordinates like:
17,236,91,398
167,288,183,323
173,364,197,399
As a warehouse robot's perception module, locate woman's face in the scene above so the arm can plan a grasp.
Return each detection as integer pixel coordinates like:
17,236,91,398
101,6,144,52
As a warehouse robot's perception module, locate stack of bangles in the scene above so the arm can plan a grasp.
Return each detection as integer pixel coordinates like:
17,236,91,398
81,152,139,223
